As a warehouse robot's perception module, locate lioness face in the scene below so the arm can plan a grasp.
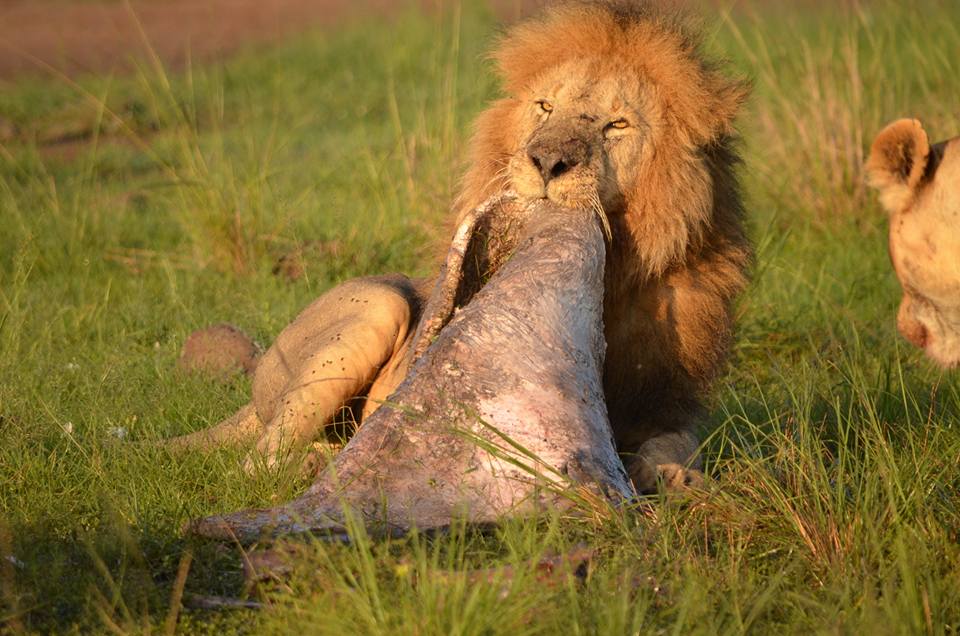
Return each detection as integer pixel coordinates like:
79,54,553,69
867,119,960,367
507,60,646,213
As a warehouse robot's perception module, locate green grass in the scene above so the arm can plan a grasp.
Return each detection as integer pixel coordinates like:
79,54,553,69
2,0,960,633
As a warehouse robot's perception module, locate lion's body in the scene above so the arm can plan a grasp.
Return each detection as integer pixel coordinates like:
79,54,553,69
455,2,751,487
167,275,426,471
168,1,752,492
867,119,960,368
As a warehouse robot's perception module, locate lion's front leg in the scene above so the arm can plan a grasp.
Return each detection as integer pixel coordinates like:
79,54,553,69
244,275,424,474
604,245,745,494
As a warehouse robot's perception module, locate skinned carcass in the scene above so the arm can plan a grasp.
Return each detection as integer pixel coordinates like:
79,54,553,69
188,199,632,543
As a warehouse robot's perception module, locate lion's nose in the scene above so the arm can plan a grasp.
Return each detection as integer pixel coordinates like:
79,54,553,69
897,297,929,349
527,138,589,185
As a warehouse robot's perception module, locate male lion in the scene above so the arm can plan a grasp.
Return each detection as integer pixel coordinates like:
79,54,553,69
867,119,960,368
170,1,752,493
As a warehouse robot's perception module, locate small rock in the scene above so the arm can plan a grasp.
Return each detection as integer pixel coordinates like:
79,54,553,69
272,240,345,283
178,324,261,379
272,250,305,282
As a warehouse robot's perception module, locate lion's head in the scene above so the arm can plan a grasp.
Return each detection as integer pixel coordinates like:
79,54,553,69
867,119,960,368
457,0,749,279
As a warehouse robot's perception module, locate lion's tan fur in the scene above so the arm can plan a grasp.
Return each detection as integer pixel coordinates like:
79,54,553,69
454,1,752,484
867,119,960,368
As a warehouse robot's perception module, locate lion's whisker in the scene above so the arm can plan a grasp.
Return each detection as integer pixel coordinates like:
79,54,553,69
480,169,511,198
590,189,612,243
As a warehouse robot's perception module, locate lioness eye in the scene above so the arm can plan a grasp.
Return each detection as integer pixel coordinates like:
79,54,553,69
536,100,554,113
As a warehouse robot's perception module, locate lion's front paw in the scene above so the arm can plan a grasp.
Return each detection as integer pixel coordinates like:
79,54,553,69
655,463,704,491
628,458,705,494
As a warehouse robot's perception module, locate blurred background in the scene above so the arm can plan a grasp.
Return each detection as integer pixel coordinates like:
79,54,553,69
0,0,543,79
0,0,863,79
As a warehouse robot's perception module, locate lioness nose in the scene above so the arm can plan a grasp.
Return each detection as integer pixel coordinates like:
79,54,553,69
527,138,589,185
897,298,929,349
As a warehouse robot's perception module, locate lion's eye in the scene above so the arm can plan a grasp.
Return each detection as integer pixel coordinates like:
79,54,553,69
536,100,554,113
608,119,630,130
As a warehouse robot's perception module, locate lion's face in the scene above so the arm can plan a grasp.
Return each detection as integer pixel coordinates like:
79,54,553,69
868,119,960,368
506,60,646,213
457,2,749,277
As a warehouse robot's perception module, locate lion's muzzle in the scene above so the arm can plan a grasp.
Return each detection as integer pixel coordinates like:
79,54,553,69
526,131,592,186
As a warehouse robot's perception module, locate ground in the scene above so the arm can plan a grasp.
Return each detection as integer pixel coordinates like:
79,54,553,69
0,0,537,80
2,0,960,633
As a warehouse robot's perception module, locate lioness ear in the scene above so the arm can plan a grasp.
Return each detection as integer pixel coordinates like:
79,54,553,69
866,119,931,213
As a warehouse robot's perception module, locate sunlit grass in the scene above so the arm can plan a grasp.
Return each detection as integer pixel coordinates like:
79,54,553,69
1,0,960,632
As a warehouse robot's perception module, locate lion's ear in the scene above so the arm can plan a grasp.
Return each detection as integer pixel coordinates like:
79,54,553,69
866,119,931,213
707,75,751,137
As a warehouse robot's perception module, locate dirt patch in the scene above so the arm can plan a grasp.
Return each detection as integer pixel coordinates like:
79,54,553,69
2,0,813,82
0,0,392,79
0,0,548,81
